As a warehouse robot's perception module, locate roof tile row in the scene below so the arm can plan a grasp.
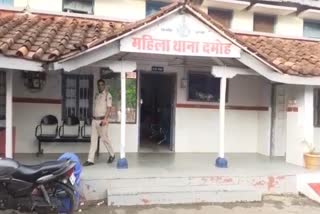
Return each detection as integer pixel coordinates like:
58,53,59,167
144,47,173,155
0,1,320,77
0,11,127,62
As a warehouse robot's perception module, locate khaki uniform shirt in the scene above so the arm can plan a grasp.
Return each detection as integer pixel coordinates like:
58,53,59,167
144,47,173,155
93,90,112,117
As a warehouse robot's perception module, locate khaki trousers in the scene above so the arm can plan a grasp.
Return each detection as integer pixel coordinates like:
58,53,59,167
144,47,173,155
88,119,115,163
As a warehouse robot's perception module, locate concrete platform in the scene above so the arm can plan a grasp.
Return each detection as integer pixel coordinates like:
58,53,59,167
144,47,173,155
15,153,311,206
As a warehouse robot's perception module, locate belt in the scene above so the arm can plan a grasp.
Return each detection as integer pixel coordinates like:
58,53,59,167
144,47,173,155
93,116,105,120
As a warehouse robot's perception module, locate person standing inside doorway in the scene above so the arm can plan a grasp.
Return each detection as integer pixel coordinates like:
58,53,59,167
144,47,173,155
83,79,115,166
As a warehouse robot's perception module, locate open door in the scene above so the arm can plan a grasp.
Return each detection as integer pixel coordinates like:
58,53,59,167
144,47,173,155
139,72,176,153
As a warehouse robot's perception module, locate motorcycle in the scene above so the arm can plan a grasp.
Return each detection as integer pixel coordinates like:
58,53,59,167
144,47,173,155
0,156,77,213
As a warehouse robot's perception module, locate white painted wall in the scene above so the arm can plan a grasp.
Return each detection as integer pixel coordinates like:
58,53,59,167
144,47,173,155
285,85,308,166
138,62,271,153
14,0,63,12
275,15,304,37
231,11,254,32
175,74,271,153
12,68,139,154
12,57,272,155
175,108,261,153
258,79,272,156
12,0,308,38
94,0,146,21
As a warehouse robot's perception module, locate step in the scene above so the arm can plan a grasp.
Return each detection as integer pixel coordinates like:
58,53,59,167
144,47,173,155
107,186,262,206
105,176,242,189
104,175,294,190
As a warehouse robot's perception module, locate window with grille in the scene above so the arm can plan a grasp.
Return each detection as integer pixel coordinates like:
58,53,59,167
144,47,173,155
208,8,233,28
63,0,94,14
188,72,228,103
0,71,5,120
254,14,276,33
62,74,93,121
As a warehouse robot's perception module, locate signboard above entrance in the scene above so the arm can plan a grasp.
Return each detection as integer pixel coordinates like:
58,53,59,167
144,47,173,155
120,13,241,58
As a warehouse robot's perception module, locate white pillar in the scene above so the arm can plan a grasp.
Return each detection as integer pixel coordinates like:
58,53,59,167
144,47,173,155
120,69,126,159
219,77,227,158
5,71,13,159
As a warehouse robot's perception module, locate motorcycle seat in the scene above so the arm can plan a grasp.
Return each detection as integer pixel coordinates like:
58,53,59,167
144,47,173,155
0,158,19,177
12,160,68,182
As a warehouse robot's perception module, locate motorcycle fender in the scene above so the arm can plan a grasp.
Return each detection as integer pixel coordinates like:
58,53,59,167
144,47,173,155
36,174,54,184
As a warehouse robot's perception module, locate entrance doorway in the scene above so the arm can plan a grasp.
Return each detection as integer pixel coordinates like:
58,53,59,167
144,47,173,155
139,72,176,153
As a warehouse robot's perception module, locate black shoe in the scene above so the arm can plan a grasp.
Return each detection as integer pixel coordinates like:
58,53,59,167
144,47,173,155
83,161,94,166
107,155,115,164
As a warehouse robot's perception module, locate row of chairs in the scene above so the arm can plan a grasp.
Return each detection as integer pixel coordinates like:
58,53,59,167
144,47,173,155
35,115,95,156
35,115,92,139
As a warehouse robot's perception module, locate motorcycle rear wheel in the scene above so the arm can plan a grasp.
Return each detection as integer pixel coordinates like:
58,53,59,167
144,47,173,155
35,182,76,214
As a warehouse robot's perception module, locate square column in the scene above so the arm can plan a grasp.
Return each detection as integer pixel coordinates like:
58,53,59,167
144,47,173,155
101,60,136,169
215,76,228,168
5,71,13,158
211,66,239,168
117,68,128,169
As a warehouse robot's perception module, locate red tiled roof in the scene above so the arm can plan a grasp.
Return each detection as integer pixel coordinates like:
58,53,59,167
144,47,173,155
1,1,320,77
0,3,181,63
0,11,127,61
186,3,320,77
236,34,320,76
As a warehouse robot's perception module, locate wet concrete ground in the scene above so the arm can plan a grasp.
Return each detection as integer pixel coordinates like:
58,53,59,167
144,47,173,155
79,195,320,214
1,194,319,213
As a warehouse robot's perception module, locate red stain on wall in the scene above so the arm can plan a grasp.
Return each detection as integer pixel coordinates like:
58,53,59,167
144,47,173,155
141,198,150,205
223,178,233,183
253,180,266,187
268,176,276,191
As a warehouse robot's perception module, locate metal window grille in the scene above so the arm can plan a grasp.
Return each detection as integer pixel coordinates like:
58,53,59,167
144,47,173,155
0,71,5,120
63,0,94,14
62,74,93,121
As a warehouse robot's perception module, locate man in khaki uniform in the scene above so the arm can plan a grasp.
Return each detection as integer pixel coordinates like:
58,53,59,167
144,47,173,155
83,79,115,166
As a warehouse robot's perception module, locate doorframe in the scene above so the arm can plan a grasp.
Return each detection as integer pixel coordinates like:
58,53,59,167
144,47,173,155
137,70,177,152
270,83,287,157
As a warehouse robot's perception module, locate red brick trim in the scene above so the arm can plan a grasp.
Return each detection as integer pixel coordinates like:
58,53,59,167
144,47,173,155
176,103,269,111
287,107,298,112
13,97,62,104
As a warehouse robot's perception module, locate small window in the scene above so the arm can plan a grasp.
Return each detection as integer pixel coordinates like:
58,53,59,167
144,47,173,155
101,72,137,123
0,0,13,6
188,72,222,102
304,20,320,39
208,8,233,28
62,74,94,121
63,0,94,14
314,88,320,127
146,1,169,16
254,14,276,33
0,71,5,120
